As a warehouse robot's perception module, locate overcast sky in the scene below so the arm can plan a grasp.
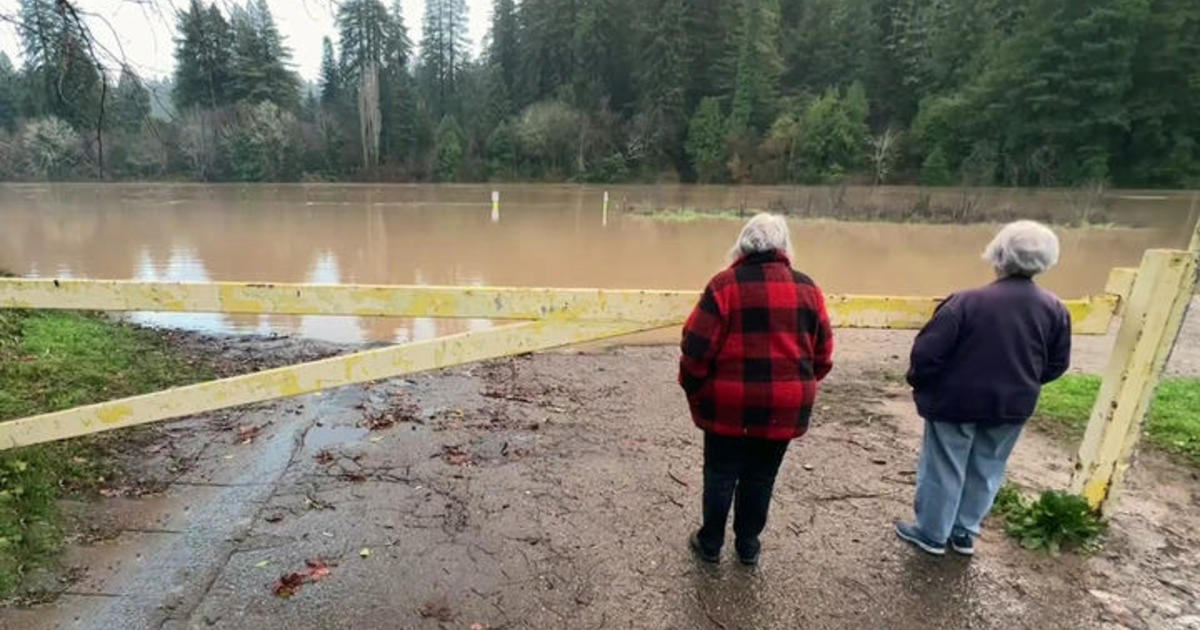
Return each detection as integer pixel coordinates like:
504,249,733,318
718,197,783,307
0,0,492,82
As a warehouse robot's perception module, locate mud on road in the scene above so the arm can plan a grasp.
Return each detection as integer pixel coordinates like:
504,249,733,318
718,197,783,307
2,311,1200,630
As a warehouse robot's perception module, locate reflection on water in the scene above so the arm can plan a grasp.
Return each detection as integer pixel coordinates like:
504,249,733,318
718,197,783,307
0,183,1189,344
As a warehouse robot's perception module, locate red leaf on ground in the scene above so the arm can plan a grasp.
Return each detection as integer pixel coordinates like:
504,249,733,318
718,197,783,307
236,425,261,443
272,572,305,598
440,445,474,467
271,558,333,598
418,600,455,621
305,558,331,581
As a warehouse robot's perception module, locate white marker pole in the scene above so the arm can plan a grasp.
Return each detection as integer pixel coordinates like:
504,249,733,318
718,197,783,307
491,190,500,223
602,190,609,227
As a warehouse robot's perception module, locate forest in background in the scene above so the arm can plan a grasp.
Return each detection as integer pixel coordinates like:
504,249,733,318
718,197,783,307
0,0,1198,188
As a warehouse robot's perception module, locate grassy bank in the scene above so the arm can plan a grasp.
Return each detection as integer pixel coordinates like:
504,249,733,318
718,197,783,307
0,309,209,597
1035,375,1200,466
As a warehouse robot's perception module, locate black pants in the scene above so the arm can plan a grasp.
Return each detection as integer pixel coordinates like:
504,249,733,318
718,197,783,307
697,432,790,556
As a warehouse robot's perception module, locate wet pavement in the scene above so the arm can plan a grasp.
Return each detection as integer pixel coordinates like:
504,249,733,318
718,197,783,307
2,325,1199,629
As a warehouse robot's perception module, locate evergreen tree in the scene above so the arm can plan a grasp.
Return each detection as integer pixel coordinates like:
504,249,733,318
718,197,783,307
20,0,102,131
486,119,517,179
517,0,574,104
727,0,783,134
683,0,738,107
380,1,415,162
172,1,234,110
970,0,1150,184
433,115,465,181
385,1,414,71
1116,0,1200,185
0,53,20,131
488,0,520,113
337,0,392,86
337,0,394,168
319,37,341,105
685,97,728,182
111,67,151,132
420,0,471,118
229,0,299,109
635,0,689,166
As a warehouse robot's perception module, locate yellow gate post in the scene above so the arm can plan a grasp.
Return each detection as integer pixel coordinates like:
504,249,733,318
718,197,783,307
1071,247,1198,511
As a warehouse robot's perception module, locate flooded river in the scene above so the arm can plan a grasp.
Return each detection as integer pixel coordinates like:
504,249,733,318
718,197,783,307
0,183,1193,343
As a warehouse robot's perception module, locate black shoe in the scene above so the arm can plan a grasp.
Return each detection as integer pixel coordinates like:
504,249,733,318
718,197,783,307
690,532,720,563
735,540,760,566
894,522,946,556
949,533,975,556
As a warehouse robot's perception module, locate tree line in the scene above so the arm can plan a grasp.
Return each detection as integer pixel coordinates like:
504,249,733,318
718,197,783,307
1,0,1197,188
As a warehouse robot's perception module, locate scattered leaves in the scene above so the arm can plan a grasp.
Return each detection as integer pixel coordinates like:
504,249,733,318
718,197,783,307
439,445,473,467
363,413,396,431
418,600,455,621
272,558,332,598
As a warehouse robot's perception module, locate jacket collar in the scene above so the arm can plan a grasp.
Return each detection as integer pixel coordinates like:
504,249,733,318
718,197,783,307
734,250,790,267
993,274,1035,284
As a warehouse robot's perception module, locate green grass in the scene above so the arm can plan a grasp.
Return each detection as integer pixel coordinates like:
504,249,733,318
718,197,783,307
0,309,209,597
626,207,750,222
1035,374,1200,467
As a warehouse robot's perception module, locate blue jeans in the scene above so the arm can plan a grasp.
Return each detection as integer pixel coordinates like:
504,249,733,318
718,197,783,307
914,419,1024,543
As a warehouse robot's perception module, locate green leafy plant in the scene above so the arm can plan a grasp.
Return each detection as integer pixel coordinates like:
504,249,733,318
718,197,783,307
992,484,1106,554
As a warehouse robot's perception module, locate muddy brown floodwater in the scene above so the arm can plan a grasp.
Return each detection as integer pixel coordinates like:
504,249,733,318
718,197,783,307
2,183,1199,629
0,183,1193,343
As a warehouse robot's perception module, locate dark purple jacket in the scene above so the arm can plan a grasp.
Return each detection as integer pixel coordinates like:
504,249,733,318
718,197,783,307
906,276,1072,425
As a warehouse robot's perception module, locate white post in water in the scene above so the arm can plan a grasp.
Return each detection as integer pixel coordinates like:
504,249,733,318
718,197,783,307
491,190,500,223
602,190,609,227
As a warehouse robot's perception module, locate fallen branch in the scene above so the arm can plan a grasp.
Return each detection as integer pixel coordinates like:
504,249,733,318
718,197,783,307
810,491,889,502
667,470,689,487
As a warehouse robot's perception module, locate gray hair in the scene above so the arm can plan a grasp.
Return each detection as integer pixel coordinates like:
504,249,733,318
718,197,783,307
982,220,1061,277
729,213,794,262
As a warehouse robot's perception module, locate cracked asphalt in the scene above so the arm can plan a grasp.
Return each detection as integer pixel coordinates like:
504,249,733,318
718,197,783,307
3,314,1200,630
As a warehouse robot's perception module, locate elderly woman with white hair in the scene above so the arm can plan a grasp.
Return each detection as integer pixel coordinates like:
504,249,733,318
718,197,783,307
679,213,834,565
896,220,1072,557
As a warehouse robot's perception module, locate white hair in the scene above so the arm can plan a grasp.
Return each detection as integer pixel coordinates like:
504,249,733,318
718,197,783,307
982,220,1061,277
729,213,794,262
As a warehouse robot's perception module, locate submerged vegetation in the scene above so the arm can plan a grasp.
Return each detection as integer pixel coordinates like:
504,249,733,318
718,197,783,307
2,0,1199,188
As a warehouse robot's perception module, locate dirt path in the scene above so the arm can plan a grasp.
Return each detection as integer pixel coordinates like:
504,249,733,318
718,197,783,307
2,304,1199,630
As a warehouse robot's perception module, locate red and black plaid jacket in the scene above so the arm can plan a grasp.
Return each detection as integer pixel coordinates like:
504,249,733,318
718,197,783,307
679,251,834,441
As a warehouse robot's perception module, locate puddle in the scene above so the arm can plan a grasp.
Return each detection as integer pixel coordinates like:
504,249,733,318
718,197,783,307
305,424,369,450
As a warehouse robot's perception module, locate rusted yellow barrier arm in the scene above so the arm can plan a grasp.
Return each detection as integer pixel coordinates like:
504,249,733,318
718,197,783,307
0,280,699,324
0,319,646,450
0,272,1128,451
0,280,1120,334
1072,249,1198,511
